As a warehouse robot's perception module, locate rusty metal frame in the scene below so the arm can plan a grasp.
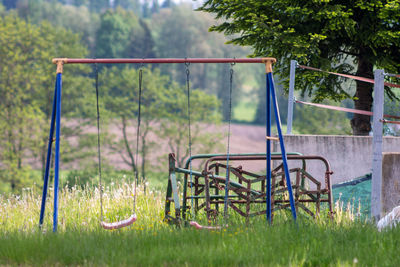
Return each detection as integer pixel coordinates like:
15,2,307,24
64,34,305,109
164,153,333,224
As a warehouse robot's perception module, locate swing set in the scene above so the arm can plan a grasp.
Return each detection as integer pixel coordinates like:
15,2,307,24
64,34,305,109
39,57,333,232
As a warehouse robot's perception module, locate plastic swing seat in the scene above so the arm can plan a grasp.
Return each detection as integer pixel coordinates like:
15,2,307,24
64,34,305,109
100,214,137,230
189,221,226,230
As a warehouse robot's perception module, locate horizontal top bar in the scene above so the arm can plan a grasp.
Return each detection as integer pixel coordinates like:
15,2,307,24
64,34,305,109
52,57,276,64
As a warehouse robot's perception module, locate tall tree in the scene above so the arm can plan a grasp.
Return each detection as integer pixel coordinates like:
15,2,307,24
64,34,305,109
161,0,173,9
89,0,109,12
113,0,140,13
100,66,222,191
152,4,249,120
151,0,159,14
199,0,400,135
0,14,91,192
2,0,16,9
96,8,153,59
95,8,135,58
126,19,156,58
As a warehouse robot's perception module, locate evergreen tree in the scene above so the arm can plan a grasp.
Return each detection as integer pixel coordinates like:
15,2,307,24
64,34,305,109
126,19,156,58
95,8,138,58
2,0,16,9
151,0,159,14
199,0,400,135
161,0,173,9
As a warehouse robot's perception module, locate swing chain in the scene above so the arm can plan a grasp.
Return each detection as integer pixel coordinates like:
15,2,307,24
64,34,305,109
133,67,143,213
185,62,195,220
94,63,104,221
223,62,234,221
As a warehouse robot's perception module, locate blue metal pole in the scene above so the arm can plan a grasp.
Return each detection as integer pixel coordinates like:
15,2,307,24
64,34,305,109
268,73,297,221
39,81,57,228
266,74,272,224
53,72,62,232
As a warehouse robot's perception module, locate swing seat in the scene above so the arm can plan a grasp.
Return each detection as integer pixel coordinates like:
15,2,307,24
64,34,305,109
101,214,137,230
189,221,225,230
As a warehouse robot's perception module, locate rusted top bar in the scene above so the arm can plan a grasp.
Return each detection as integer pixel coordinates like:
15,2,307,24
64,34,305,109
52,57,276,64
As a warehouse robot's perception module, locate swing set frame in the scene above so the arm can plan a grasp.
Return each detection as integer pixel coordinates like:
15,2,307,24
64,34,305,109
39,57,302,232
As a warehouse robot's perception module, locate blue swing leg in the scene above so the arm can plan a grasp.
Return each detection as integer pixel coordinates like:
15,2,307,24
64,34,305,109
266,74,272,223
39,81,57,228
267,72,297,221
38,71,63,232
53,72,62,232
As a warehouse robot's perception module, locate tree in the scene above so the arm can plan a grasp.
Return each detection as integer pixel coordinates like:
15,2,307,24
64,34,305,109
96,8,156,59
151,0,159,14
161,0,173,9
0,14,92,192
293,101,352,135
2,0,15,9
95,8,135,58
100,66,165,184
155,82,223,168
126,19,156,59
89,0,109,12
100,66,222,192
113,0,141,14
152,4,250,120
199,0,400,135
15,0,100,55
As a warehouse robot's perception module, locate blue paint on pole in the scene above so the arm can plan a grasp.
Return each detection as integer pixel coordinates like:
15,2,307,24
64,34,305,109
268,73,297,221
39,81,57,228
53,73,62,232
266,74,272,223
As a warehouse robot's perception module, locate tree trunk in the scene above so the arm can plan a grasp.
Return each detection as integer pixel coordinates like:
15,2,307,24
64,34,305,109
351,56,374,135
121,116,137,174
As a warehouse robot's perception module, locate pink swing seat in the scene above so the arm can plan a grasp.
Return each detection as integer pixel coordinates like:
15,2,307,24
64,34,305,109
101,214,137,230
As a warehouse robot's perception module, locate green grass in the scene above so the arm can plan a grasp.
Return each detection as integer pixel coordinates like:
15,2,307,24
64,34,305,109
1,180,399,266
233,100,257,122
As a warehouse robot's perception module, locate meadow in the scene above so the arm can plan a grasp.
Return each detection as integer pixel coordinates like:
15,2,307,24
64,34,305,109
1,180,400,267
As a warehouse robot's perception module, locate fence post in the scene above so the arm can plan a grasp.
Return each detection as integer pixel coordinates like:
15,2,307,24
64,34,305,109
371,69,385,221
287,60,297,134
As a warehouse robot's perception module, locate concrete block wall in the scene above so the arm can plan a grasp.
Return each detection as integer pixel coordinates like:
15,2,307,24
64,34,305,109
381,153,400,215
274,135,400,185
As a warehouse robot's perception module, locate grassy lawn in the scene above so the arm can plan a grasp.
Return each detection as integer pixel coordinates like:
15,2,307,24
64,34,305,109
1,180,399,266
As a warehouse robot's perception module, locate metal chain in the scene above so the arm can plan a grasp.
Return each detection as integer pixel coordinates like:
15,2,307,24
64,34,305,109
224,63,234,220
94,63,104,221
185,62,195,219
133,67,143,214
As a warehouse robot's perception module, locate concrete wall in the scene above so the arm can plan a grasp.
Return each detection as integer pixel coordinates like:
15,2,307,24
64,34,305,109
273,135,400,185
382,153,400,215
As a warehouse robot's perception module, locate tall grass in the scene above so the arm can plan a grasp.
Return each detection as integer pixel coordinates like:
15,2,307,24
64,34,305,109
1,180,400,266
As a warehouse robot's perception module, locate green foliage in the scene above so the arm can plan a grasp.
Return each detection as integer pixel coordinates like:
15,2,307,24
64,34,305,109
199,0,400,134
0,14,92,193
156,84,223,167
199,0,400,90
95,8,155,59
17,1,99,52
88,0,110,12
293,101,352,135
95,8,136,58
152,4,250,120
99,66,222,174
113,0,141,11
